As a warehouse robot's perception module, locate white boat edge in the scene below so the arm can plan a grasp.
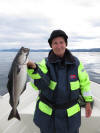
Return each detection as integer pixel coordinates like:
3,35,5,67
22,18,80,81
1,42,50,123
0,81,100,133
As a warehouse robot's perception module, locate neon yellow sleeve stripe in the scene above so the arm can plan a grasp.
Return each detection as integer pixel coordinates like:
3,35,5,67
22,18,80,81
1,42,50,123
83,96,93,102
78,61,93,102
48,80,57,91
27,68,34,75
27,68,41,79
78,62,91,92
27,59,48,79
38,59,48,74
30,82,39,90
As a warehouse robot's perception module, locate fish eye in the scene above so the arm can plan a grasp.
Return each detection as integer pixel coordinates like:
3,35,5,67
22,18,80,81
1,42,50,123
24,49,27,53
24,48,29,53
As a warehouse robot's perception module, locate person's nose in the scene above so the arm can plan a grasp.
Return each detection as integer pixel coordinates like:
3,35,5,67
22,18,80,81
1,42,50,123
57,43,61,48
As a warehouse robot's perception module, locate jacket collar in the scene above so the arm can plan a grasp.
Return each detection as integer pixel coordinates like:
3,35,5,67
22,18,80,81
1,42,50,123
48,49,76,64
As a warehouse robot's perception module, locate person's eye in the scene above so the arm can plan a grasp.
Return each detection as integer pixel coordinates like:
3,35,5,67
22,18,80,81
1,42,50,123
60,41,63,44
54,42,57,45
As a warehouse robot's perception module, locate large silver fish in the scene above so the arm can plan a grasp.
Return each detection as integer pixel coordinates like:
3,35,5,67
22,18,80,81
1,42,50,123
7,47,30,120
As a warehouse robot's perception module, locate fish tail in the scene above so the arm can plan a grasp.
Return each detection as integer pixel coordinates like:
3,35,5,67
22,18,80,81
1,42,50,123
8,109,21,121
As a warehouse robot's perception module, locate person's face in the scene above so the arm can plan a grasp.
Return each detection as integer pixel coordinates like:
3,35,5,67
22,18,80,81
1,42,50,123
51,37,66,57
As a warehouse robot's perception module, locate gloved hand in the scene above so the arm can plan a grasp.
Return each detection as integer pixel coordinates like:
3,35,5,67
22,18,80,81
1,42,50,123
85,102,92,118
27,61,37,69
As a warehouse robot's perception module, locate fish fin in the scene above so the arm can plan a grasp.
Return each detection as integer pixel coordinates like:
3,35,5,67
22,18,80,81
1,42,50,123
17,65,21,74
21,83,27,95
7,72,13,93
9,98,13,107
8,109,21,121
7,71,14,107
15,109,21,120
7,80,13,107
8,62,14,79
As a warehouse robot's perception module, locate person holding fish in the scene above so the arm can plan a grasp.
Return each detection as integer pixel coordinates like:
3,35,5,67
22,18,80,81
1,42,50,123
27,30,93,133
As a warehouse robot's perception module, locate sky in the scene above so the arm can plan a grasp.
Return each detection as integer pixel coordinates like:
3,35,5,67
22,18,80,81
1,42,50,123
0,0,100,49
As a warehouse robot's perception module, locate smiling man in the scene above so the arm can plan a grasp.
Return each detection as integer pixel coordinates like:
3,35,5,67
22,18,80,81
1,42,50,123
27,30,93,133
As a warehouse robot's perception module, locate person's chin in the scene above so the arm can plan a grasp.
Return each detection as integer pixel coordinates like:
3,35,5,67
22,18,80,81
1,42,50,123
57,53,64,57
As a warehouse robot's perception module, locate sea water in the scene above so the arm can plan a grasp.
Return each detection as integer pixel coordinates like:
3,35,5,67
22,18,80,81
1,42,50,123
0,52,100,95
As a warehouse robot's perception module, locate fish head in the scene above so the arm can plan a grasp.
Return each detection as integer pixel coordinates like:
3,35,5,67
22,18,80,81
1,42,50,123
17,47,30,64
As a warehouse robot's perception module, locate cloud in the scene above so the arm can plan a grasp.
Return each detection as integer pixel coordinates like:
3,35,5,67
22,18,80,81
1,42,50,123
89,18,100,27
0,0,100,49
70,36,97,42
0,15,51,49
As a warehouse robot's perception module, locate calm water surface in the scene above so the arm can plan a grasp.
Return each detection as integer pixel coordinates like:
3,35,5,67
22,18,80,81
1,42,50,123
0,52,100,95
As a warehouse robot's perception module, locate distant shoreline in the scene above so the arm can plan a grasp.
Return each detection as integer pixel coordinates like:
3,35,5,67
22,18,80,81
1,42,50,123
0,48,100,52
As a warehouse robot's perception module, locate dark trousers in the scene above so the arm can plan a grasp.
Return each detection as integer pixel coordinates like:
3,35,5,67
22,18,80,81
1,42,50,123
40,128,79,133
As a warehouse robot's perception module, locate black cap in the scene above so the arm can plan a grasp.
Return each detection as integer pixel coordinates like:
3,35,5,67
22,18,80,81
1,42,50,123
48,30,68,47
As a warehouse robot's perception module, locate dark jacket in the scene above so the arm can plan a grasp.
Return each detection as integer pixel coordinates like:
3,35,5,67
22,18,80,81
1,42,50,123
27,49,93,133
